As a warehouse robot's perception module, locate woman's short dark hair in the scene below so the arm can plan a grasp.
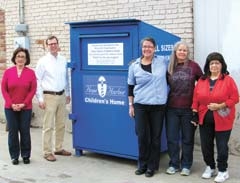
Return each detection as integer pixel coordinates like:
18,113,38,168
11,47,31,65
140,37,156,48
202,52,229,79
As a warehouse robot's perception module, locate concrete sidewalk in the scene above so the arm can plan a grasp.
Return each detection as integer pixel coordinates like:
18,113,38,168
0,122,239,183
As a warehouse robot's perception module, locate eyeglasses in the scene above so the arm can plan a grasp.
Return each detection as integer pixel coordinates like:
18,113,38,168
47,43,58,46
210,61,221,66
142,45,155,49
16,55,26,58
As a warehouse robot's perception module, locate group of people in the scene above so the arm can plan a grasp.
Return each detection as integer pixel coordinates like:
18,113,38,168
128,37,239,183
1,35,71,165
1,35,239,182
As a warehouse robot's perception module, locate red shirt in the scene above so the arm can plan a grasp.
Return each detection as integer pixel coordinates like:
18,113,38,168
1,66,37,109
192,74,239,131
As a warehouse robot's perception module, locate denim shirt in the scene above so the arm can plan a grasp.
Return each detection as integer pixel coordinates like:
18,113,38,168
128,55,168,105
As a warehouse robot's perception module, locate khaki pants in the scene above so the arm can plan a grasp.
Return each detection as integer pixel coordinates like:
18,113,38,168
42,94,67,155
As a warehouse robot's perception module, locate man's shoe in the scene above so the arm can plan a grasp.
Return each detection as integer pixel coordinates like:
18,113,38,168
180,168,190,176
135,168,147,175
145,169,154,177
214,171,229,183
166,166,179,175
44,154,56,162
54,149,72,156
23,157,30,164
12,159,19,165
202,166,217,179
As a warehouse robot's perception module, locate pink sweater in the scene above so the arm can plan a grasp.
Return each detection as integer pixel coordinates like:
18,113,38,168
1,66,37,109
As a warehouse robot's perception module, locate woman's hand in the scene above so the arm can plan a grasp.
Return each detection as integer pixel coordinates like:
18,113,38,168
12,104,18,111
129,105,135,118
191,111,199,126
207,103,224,111
12,103,25,111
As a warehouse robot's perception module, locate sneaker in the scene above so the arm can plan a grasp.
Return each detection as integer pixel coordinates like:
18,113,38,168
180,168,190,176
202,166,217,179
166,166,179,175
214,171,229,183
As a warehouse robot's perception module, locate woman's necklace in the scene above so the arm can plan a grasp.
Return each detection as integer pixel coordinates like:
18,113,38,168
17,68,23,77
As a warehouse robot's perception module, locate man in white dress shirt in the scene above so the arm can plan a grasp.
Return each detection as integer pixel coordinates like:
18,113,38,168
35,35,71,161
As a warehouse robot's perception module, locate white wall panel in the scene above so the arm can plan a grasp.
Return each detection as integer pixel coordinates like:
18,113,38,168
194,0,240,80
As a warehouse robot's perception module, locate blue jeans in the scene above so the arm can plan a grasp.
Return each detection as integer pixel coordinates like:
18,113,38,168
166,107,196,169
134,103,165,171
5,108,32,160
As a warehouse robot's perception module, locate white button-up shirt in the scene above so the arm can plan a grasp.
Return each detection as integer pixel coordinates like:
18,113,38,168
35,52,70,102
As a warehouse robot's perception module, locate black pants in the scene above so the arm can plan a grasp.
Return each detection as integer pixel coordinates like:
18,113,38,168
134,103,165,171
199,110,231,172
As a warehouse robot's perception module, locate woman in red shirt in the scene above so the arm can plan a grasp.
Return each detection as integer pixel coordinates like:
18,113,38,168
191,52,239,183
1,47,37,165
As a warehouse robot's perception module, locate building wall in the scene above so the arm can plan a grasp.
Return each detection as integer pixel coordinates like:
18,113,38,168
0,9,6,124
0,10,6,74
1,1,195,133
4,0,194,67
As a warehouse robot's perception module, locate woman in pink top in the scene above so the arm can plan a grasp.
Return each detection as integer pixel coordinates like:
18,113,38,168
1,47,37,165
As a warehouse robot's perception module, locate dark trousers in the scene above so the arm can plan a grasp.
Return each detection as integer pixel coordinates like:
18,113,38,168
199,110,231,172
166,107,196,169
134,103,165,171
5,108,32,160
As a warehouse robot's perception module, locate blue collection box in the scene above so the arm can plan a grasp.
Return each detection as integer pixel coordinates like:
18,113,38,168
67,19,180,159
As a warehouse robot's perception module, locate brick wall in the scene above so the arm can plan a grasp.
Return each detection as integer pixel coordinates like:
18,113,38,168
0,9,5,123
1,0,194,130
0,10,6,75
4,0,194,67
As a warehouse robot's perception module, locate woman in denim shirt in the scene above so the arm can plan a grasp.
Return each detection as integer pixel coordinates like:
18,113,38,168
128,37,168,177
